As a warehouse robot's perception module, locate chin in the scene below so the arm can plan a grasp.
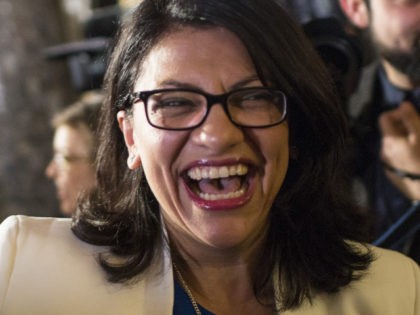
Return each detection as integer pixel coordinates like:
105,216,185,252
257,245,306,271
198,219,261,249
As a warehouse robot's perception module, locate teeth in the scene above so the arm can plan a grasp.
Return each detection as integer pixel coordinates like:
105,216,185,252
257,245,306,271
187,164,249,180
199,187,246,200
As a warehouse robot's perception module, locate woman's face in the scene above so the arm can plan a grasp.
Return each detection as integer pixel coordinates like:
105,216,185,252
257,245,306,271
45,124,96,216
118,27,289,255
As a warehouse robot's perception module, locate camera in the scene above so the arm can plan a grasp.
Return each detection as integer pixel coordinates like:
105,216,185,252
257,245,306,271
303,17,363,115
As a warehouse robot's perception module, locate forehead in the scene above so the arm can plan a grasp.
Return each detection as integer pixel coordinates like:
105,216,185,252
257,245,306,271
134,26,257,91
53,124,93,153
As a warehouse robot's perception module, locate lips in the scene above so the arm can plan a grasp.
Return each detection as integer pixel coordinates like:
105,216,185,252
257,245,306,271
182,162,255,210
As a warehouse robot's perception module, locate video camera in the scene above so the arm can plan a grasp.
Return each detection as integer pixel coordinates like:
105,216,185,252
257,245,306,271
303,17,363,115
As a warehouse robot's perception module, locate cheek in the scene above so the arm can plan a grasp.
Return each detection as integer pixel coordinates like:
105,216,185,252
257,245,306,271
131,107,190,165
134,133,189,216
270,140,289,188
261,124,289,163
251,124,289,191
267,129,289,184
132,124,190,190
56,169,71,183
371,7,407,44
67,165,94,187
78,165,96,187
63,173,77,190
134,129,178,166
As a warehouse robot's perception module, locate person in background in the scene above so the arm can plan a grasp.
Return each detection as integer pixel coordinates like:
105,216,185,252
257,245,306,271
0,1,418,314
45,91,102,216
339,0,420,262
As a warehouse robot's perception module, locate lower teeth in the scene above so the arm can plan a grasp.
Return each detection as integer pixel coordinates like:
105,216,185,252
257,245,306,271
199,187,245,201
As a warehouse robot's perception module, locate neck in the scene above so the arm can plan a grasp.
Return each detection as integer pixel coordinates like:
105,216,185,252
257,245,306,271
382,59,420,90
173,260,276,315
168,230,274,314
166,217,269,267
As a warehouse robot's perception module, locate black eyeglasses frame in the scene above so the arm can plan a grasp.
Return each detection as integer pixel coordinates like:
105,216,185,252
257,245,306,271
127,87,288,131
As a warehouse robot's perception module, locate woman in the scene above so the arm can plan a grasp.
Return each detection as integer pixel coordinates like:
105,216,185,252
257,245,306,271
45,91,102,216
0,1,418,314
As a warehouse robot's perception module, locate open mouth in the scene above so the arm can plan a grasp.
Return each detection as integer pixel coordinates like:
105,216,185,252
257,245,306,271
183,163,251,203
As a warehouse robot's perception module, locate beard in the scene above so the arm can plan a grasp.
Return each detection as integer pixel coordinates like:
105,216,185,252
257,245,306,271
371,30,420,82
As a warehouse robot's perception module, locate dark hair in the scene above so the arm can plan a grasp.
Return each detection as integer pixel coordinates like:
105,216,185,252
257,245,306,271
72,0,372,310
51,90,103,161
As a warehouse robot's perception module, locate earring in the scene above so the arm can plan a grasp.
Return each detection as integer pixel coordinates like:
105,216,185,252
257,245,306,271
130,154,136,163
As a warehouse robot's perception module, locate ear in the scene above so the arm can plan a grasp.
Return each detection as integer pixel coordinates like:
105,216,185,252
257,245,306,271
339,0,370,29
117,110,142,170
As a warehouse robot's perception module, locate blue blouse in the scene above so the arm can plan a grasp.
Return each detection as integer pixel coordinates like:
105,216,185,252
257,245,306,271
173,279,214,315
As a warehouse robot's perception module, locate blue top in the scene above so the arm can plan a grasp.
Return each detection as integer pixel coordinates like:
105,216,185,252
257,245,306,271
173,279,214,315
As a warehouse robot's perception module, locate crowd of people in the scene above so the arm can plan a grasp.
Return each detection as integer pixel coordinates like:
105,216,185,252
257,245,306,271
0,0,418,314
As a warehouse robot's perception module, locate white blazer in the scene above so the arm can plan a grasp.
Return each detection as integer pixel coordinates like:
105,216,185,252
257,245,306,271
0,215,419,315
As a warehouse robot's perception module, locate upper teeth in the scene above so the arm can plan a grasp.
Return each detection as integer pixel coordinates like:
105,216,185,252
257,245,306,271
187,164,248,180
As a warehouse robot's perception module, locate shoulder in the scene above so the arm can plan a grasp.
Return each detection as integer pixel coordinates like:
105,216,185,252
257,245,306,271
344,242,419,289
0,215,104,287
369,245,418,273
1,214,72,235
0,216,102,313
355,246,419,313
309,245,419,315
0,215,174,315
294,244,420,315
0,213,106,264
0,215,89,252
365,245,419,294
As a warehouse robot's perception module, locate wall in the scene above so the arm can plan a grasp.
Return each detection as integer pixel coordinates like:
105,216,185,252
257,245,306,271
0,0,77,221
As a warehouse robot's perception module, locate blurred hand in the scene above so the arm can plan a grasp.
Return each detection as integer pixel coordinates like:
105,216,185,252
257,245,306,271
379,101,420,201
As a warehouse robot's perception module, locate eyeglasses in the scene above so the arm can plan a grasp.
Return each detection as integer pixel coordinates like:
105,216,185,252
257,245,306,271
52,152,91,168
129,87,287,130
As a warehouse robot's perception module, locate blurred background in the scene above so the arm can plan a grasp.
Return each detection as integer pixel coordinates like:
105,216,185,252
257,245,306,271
0,0,139,221
0,0,352,222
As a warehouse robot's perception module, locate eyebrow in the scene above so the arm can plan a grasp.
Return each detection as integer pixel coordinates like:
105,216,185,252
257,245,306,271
157,75,261,91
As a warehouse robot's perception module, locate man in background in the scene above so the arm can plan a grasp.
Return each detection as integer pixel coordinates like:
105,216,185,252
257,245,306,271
339,0,420,262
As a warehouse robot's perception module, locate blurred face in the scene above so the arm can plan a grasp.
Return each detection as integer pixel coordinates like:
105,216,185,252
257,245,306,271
118,27,289,257
45,124,96,216
368,0,420,81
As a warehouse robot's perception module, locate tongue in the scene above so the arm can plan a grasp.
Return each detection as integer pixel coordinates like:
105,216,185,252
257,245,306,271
198,176,242,194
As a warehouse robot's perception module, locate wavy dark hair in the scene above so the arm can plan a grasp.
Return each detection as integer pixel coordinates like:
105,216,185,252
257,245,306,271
72,0,373,310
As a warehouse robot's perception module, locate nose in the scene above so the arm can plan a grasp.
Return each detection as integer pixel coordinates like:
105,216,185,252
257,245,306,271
191,104,244,152
45,159,57,179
